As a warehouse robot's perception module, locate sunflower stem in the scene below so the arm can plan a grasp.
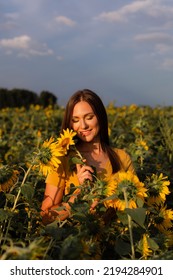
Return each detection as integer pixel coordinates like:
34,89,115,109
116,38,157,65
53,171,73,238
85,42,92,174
0,219,10,254
74,147,85,162
123,187,135,260
11,163,33,212
43,237,54,260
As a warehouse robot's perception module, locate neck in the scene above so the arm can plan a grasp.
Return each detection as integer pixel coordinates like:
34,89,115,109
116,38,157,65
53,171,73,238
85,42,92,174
77,139,102,154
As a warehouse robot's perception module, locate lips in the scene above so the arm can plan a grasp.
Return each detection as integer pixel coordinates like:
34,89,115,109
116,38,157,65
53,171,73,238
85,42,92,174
80,130,92,136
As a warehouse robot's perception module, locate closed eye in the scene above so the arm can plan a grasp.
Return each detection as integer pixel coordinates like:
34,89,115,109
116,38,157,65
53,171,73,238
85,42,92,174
72,113,95,123
86,115,94,120
71,118,79,123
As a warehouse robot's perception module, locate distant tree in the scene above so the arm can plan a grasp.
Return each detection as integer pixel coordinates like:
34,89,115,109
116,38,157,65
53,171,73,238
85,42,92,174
39,90,57,107
0,88,8,109
0,88,38,109
9,88,39,108
0,88,58,109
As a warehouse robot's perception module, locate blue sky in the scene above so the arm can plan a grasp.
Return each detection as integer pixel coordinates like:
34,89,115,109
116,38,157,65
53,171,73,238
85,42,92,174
0,0,173,107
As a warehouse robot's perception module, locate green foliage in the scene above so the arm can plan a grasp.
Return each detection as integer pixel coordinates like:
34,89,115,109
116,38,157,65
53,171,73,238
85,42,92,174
0,103,173,260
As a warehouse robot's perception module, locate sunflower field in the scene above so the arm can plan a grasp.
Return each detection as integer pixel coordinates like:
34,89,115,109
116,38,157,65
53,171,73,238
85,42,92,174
0,102,173,260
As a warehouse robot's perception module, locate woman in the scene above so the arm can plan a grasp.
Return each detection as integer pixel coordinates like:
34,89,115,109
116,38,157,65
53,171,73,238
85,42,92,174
41,89,135,224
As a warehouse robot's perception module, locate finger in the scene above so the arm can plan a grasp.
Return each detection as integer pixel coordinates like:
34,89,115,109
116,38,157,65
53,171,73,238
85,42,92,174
80,170,92,180
90,200,99,210
76,163,83,172
78,171,93,184
83,172,93,181
81,165,94,173
76,159,86,169
76,164,94,174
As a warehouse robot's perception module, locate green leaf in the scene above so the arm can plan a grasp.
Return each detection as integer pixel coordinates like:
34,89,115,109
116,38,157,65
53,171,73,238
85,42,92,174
6,193,15,203
117,211,128,225
0,209,12,222
103,193,118,201
98,206,107,212
115,237,131,256
125,207,146,229
53,205,66,211
44,221,66,240
147,237,159,251
73,213,87,222
21,183,35,201
70,157,84,165
136,197,144,208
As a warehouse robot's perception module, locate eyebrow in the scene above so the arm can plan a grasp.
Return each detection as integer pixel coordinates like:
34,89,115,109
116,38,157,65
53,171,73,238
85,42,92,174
72,112,94,118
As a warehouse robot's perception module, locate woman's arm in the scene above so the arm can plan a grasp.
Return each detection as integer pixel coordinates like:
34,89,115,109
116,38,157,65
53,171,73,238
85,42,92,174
41,183,65,224
41,183,64,211
41,162,95,224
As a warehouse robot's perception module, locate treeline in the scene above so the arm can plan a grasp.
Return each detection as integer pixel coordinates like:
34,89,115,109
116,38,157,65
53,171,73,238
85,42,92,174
0,88,57,109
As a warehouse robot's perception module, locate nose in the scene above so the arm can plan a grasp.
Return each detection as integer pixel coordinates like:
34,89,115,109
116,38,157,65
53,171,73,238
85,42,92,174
80,118,88,129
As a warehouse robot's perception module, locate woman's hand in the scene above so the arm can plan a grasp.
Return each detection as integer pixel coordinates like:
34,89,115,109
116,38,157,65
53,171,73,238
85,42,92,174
76,163,94,185
90,199,99,213
41,202,71,225
41,209,56,225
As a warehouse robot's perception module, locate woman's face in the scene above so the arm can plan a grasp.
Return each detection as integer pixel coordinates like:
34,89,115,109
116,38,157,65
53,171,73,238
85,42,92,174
71,101,100,142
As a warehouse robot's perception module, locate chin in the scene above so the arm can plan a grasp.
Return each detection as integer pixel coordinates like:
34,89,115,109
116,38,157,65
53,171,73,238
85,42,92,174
78,135,92,142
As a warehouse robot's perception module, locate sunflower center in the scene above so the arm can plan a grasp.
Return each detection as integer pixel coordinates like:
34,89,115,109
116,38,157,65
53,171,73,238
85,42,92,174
0,166,14,183
155,216,164,225
61,138,70,148
39,147,52,164
149,183,162,197
118,180,137,200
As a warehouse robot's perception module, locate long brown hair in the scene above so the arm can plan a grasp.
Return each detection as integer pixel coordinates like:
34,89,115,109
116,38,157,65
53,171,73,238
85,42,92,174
61,89,121,173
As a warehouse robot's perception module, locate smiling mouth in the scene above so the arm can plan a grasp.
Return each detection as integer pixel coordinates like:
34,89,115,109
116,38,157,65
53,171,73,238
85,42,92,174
80,130,91,136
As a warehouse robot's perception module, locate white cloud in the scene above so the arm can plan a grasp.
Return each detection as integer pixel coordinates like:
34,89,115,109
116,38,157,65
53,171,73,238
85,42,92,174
134,32,173,43
0,35,31,49
0,12,19,31
133,31,173,65
0,35,54,57
95,0,173,23
95,0,153,22
28,48,53,56
54,16,76,27
134,32,173,56
147,3,173,18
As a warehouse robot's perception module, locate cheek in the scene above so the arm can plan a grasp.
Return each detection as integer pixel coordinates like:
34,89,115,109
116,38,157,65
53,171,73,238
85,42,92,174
93,120,100,130
70,120,76,131
71,123,78,131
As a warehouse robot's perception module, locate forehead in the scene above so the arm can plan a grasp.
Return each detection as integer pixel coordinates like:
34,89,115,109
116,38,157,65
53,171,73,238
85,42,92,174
72,101,94,116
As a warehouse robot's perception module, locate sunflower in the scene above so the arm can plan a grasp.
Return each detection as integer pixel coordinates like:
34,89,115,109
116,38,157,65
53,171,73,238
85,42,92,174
0,165,19,192
132,127,143,136
146,173,170,206
81,238,101,260
141,234,152,259
57,128,77,154
136,139,149,151
104,171,147,211
163,230,173,247
35,137,63,177
153,205,173,232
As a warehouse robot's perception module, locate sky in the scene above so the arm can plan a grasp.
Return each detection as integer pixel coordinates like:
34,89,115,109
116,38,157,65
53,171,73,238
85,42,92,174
0,0,173,107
